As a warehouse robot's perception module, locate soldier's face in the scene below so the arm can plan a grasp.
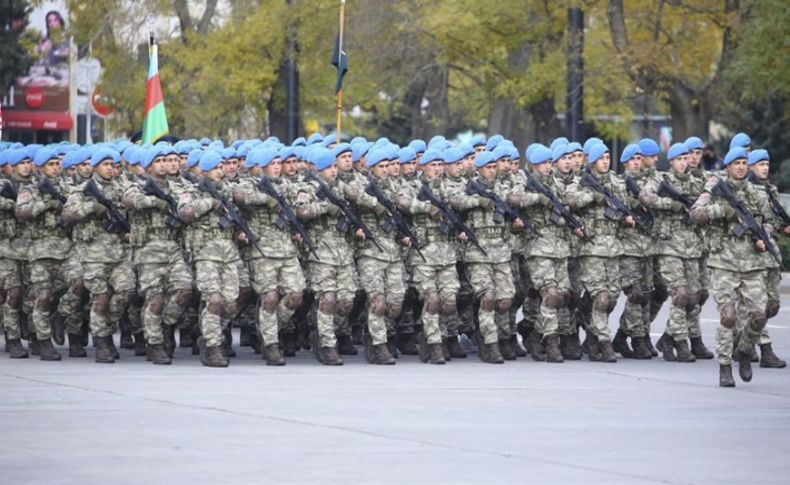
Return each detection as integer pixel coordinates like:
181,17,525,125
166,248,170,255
510,160,519,173
535,161,552,176
424,161,442,180
222,158,239,178
445,162,462,178
688,149,702,168
372,162,390,179
750,160,769,180
41,159,61,178
94,160,115,180
336,152,353,172
149,158,167,178
263,159,282,178
388,162,400,177
572,151,584,170
205,166,224,182
76,161,92,178
474,146,485,155
166,154,180,175
727,158,748,179
478,164,497,180
401,161,417,177
179,155,188,170
282,157,298,177
592,153,610,173
14,160,31,178
641,155,656,169
319,165,337,182
624,156,641,172
496,158,511,174
556,154,573,174
670,154,688,173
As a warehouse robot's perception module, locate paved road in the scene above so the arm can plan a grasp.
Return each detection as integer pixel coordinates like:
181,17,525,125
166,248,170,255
1,296,789,484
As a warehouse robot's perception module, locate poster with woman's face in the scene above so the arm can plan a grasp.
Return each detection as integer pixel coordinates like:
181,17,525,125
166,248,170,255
17,1,70,88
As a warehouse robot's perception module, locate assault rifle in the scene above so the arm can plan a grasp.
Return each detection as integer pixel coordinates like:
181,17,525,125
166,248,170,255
0,181,18,200
258,176,318,258
197,177,265,258
143,178,182,228
416,182,487,255
580,170,649,233
303,171,383,251
657,180,694,225
748,172,790,229
623,175,654,226
466,178,540,235
711,178,783,267
524,172,592,243
365,177,426,261
37,178,72,231
83,178,130,234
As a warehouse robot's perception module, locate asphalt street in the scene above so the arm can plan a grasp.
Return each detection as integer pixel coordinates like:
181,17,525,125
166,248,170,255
1,294,789,485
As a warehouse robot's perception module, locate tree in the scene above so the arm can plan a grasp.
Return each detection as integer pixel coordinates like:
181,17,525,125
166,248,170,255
0,0,34,91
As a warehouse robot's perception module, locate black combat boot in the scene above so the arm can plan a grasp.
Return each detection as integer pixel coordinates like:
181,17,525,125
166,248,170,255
163,325,176,358
147,344,172,365
734,347,753,382
38,338,61,361
223,328,236,358
263,344,286,366
239,326,253,347
511,334,527,357
179,327,194,348
417,332,430,363
6,339,29,359
481,342,504,364
50,313,66,346
428,343,446,365
108,337,120,359
525,330,546,362
499,338,516,361
373,343,396,365
29,338,40,356
319,346,343,366
363,331,375,364
544,334,564,363
598,340,617,363
387,336,398,359
445,336,467,358
690,336,714,359
675,339,696,362
759,343,787,368
582,332,601,361
133,332,147,357
656,333,677,362
719,364,735,387
644,334,658,357
280,331,297,357
94,336,115,364
200,340,229,368
612,329,634,358
68,333,86,358
351,325,364,346
120,329,134,349
560,333,582,360
630,336,652,360
336,334,358,356
397,333,418,355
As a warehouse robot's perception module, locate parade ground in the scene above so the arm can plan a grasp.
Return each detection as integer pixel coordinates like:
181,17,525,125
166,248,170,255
2,294,789,485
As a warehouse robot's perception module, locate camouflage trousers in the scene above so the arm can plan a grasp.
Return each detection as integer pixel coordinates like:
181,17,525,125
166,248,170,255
525,256,570,337
249,256,305,347
58,251,88,336
455,260,476,335
413,263,459,345
0,258,24,340
711,268,767,365
686,254,711,339
655,256,701,342
308,261,356,348
195,259,240,348
466,261,515,344
618,256,653,338
356,257,405,346
83,260,136,338
29,258,70,341
137,252,193,346
567,256,586,335
577,256,620,342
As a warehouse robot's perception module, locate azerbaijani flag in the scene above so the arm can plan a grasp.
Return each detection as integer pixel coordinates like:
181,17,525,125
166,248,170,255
142,37,169,144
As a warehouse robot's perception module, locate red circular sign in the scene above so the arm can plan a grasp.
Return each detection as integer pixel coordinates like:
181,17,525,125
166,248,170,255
25,87,45,109
92,90,114,118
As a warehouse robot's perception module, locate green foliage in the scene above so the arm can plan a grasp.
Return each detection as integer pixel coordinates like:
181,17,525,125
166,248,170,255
0,0,34,91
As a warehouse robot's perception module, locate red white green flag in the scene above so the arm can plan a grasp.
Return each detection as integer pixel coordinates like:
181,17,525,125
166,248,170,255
142,38,169,144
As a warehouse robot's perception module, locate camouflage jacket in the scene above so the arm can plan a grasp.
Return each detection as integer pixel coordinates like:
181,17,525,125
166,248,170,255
444,174,469,261
294,177,356,266
233,176,301,260
565,169,628,258
16,175,73,261
508,170,570,259
690,173,774,272
176,179,241,264
640,168,704,259
620,168,654,257
745,174,783,270
62,174,127,264
395,175,457,267
123,176,183,265
0,178,29,260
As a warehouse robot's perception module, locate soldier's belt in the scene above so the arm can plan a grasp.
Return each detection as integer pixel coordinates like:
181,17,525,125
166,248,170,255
202,228,236,241
474,227,507,239
144,228,179,242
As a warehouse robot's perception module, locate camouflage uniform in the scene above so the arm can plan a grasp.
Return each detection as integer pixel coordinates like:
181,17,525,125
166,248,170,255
443,172,474,338
62,174,135,361
0,178,28,354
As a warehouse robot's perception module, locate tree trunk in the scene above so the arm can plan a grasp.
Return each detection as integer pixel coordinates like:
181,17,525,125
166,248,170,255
487,98,531,149
667,82,712,141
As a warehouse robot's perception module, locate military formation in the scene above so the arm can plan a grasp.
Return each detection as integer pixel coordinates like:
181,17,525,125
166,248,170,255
0,131,786,387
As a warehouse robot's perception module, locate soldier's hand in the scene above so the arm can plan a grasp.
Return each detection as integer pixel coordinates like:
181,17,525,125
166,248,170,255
153,199,170,212
670,201,684,212
355,228,366,240
478,196,492,209
239,232,249,245
755,240,767,252
401,237,412,247
537,193,550,206
210,199,222,211
428,206,442,220
573,227,584,238
512,218,525,230
47,198,62,210
457,232,469,243
292,233,303,244
624,215,635,227
326,203,340,216
723,205,735,220
784,225,790,235
592,192,606,205
94,201,107,215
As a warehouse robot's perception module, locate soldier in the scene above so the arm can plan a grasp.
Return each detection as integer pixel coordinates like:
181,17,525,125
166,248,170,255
295,148,366,365
565,143,634,362
639,143,704,362
638,138,663,356
122,146,193,365
744,149,786,368
62,147,135,363
177,150,241,367
690,146,773,387
233,147,306,366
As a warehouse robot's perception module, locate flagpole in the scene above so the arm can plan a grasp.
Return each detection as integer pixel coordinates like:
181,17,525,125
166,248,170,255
335,0,346,144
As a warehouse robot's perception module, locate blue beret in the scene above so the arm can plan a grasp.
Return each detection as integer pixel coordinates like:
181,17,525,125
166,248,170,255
187,149,203,169
314,148,335,171
567,142,583,153
398,147,417,164
550,137,570,152
469,134,486,148
91,147,120,167
408,139,426,154
587,144,609,164
124,147,140,166
279,146,297,162
528,145,553,165
307,133,323,146
141,146,163,169
321,135,336,148
220,147,236,160
0,150,9,167
428,135,446,147
420,149,443,166
61,150,80,170
729,132,751,150
199,150,223,172
231,140,244,150
747,149,769,166
485,135,503,151
6,148,30,166
74,147,93,165
332,142,352,158
352,142,373,163
492,145,511,162
33,147,59,167
294,146,305,160
723,146,748,166
620,144,641,164
524,143,542,162
372,137,390,150
583,138,603,155
385,144,400,161
26,144,43,160
443,148,464,165
637,138,660,157
199,138,211,146
459,143,475,158
292,137,307,147
474,151,497,168
350,137,367,146
551,144,569,163
506,145,519,161
667,142,689,161
684,137,704,151
366,149,390,168
248,147,280,168
208,141,224,151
